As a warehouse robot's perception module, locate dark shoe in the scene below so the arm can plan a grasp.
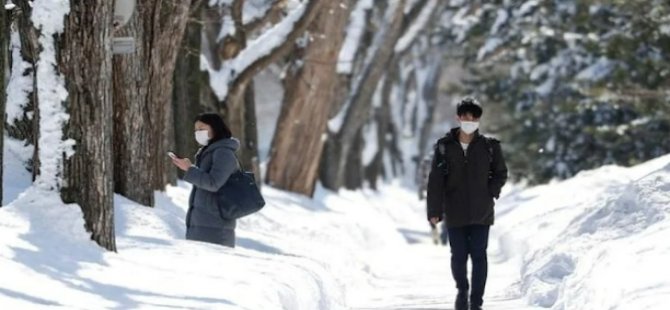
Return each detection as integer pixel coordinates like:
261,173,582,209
470,306,482,310
455,291,468,310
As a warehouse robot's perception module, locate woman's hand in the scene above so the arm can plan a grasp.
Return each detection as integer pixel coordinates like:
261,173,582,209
172,157,193,172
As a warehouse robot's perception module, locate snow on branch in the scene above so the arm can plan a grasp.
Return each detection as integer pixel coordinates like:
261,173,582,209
394,0,437,53
5,28,34,126
31,0,75,191
203,0,309,100
329,0,404,134
337,0,374,74
242,0,274,25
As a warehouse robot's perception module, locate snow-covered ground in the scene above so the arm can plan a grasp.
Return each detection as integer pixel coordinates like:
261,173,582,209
2,137,670,309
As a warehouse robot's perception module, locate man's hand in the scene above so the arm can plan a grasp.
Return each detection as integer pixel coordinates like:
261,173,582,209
430,217,441,225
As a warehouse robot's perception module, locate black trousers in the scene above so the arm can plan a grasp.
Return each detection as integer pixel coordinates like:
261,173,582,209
447,224,490,307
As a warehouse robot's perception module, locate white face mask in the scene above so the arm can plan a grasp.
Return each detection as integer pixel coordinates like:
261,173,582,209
195,130,210,146
460,121,479,134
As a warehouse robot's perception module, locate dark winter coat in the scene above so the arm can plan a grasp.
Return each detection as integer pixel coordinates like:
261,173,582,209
426,128,508,228
184,138,240,232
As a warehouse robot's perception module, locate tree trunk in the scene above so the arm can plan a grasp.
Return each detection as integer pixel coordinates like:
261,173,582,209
173,5,206,175
344,129,364,190
242,80,260,181
321,0,407,191
416,60,442,168
7,1,39,177
0,3,7,204
266,0,353,196
60,0,116,251
113,0,191,206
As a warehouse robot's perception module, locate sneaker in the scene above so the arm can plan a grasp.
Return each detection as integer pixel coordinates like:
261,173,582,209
455,291,468,310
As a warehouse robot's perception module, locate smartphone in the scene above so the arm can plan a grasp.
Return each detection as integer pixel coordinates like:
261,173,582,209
167,152,178,159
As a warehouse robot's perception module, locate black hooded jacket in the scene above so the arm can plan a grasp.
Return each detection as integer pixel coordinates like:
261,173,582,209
426,128,508,228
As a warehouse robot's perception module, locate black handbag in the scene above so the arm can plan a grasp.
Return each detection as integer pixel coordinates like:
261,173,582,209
215,158,265,220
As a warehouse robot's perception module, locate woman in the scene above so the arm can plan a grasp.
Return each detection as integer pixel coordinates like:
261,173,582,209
171,113,240,247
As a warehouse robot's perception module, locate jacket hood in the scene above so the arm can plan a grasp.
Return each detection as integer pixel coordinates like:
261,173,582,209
203,137,240,154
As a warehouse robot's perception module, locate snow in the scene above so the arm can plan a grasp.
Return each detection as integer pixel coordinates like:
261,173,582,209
490,8,508,35
394,0,437,53
2,137,34,205
516,0,540,17
242,0,273,25
535,77,555,96
4,128,670,309
661,24,670,36
217,14,236,41
361,121,378,166
208,0,233,6
576,57,616,81
477,37,503,61
30,0,74,191
498,156,670,309
337,0,374,74
203,1,308,100
5,28,34,126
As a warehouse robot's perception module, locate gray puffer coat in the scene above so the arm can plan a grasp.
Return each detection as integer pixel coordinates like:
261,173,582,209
184,138,240,230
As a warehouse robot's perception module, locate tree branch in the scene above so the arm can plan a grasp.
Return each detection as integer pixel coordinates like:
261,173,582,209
243,0,287,34
231,0,324,91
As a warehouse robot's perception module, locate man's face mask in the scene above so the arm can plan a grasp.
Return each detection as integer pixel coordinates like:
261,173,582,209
460,121,479,134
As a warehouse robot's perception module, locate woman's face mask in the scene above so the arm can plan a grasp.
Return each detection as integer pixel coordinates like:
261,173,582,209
195,130,210,146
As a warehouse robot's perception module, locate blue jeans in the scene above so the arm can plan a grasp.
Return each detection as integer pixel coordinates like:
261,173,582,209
447,225,490,307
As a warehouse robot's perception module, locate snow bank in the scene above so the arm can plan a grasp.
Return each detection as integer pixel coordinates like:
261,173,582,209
494,155,670,309
1,155,423,309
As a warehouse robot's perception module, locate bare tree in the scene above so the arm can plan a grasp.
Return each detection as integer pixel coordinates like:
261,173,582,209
265,0,354,196
59,0,116,251
112,0,192,206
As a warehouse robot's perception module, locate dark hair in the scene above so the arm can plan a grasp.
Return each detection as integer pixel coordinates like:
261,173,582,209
195,112,232,142
456,97,483,118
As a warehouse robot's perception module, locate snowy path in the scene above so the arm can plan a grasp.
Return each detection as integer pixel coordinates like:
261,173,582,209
350,235,541,310
346,189,542,310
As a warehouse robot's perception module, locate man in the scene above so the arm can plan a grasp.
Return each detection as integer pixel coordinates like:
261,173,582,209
427,97,508,310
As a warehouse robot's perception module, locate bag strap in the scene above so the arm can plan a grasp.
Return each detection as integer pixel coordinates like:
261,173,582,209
232,153,243,172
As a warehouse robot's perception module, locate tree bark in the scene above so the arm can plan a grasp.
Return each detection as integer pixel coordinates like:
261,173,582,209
173,4,206,175
7,1,39,177
416,59,442,168
266,0,353,196
113,0,191,206
60,0,116,251
321,0,407,191
0,3,7,203
344,129,364,189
